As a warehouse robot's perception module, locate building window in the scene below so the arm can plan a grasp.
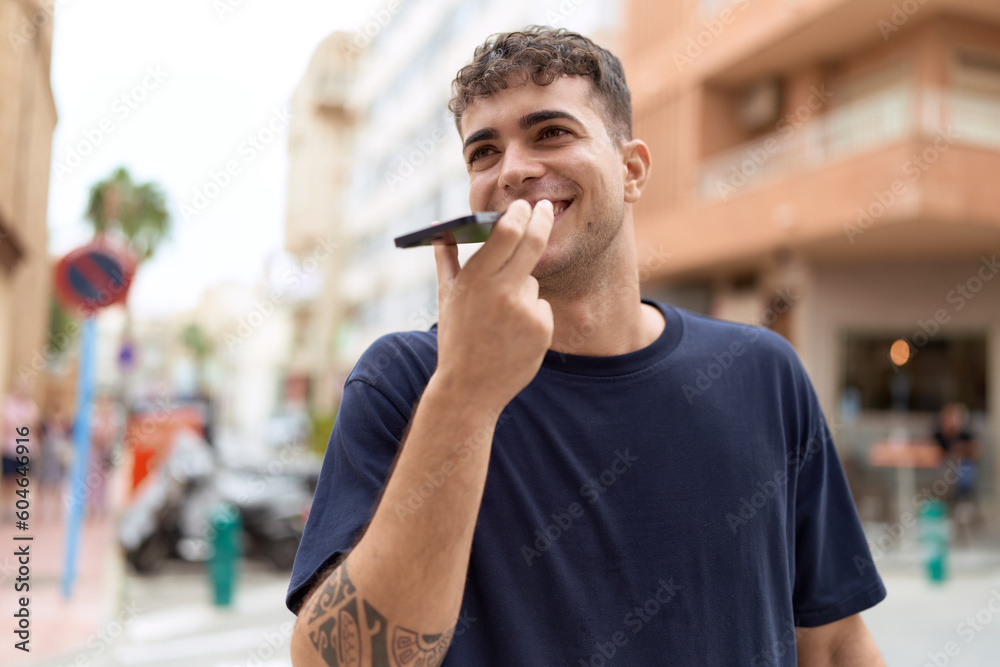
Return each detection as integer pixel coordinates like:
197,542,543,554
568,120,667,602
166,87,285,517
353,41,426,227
948,50,1000,147
841,333,987,412
953,50,1000,96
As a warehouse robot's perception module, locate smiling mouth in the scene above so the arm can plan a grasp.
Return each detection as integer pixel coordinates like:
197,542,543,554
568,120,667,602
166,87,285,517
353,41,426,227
495,198,574,220
551,200,572,217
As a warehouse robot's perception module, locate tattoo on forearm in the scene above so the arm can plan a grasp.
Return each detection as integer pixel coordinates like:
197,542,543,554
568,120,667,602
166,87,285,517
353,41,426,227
305,564,455,667
390,625,453,666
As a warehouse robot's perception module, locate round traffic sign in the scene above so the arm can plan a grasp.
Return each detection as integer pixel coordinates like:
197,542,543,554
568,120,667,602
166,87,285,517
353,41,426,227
54,237,137,313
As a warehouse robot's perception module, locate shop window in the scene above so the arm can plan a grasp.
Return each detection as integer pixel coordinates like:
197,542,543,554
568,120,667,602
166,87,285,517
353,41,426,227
842,333,987,412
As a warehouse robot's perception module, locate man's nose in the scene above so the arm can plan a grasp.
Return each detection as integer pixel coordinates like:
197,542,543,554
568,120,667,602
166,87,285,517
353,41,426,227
497,143,544,190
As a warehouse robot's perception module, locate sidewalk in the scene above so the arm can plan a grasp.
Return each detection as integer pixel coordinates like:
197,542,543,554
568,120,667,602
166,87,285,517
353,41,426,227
864,567,1000,665
1,475,126,666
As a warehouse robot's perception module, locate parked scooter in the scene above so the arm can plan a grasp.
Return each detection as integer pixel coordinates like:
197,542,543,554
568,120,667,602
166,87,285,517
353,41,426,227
224,465,317,569
119,429,214,573
119,429,319,573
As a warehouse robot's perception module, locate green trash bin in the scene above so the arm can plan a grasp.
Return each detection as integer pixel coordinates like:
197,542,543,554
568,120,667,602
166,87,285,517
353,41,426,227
209,503,242,606
919,499,948,584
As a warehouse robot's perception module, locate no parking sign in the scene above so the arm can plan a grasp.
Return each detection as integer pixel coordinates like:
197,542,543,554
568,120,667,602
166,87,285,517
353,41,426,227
54,237,136,313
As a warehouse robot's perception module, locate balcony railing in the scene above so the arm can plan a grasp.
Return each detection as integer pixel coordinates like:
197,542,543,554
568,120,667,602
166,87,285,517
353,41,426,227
699,86,1000,201
698,0,745,16
923,87,1000,148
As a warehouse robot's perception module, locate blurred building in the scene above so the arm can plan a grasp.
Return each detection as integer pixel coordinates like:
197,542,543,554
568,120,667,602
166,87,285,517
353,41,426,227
625,0,1000,522
190,281,293,459
0,0,57,398
118,280,293,459
283,32,362,413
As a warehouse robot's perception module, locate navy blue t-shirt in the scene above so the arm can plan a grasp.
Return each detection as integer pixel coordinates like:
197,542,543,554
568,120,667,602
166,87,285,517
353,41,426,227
287,300,886,666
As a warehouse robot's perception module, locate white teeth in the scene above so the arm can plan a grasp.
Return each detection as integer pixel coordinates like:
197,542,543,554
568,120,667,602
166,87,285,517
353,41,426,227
553,204,566,215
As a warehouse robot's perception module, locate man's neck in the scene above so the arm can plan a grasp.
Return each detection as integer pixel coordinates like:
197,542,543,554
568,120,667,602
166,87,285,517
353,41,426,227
547,280,664,358
544,216,665,357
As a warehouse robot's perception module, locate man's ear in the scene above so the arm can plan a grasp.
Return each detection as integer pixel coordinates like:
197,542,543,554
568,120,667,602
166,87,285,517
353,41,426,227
621,139,652,203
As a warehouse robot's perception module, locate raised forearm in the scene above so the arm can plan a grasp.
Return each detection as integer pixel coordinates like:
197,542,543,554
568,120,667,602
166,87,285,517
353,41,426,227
291,374,500,666
292,200,555,666
292,560,454,667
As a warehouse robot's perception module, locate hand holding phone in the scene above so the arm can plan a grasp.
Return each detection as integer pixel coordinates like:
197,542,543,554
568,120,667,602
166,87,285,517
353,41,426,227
431,200,555,412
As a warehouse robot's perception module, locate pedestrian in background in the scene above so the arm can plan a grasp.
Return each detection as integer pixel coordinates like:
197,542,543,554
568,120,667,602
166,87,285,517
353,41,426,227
88,393,124,519
932,402,982,541
932,402,981,502
1,379,40,522
39,400,73,522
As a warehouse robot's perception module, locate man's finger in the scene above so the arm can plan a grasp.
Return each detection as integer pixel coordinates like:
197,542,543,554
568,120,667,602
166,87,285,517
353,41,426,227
500,200,554,279
463,200,532,275
434,242,461,287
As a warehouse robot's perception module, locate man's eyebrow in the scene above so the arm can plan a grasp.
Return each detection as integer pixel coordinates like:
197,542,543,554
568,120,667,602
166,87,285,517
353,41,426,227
462,110,582,152
463,128,498,152
519,110,581,130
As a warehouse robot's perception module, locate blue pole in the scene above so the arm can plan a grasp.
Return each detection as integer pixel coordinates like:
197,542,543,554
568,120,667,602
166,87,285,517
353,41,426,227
62,315,97,599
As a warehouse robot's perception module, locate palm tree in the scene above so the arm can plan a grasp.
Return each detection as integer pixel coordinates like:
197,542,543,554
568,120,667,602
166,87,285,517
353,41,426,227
83,167,172,408
85,166,170,260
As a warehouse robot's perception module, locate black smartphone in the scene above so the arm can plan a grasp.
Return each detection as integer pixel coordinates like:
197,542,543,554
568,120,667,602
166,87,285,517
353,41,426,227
394,212,503,248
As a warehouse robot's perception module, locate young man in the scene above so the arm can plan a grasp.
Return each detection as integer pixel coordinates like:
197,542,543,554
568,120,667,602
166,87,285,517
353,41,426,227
288,27,887,666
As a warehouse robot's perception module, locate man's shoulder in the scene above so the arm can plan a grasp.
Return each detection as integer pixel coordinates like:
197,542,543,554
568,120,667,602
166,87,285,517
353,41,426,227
664,305,822,438
348,326,439,393
668,304,798,365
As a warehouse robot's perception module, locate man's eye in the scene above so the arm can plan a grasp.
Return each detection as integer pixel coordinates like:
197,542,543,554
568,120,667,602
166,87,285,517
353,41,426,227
467,146,495,163
539,127,569,139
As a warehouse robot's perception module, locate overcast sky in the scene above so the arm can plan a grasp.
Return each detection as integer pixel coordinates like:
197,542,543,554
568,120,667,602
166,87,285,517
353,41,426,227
48,0,380,318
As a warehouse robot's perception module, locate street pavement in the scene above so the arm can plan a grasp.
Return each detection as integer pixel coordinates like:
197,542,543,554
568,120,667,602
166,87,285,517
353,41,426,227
27,559,296,667
865,567,1000,667
1,497,125,667
862,522,1000,666
0,447,297,667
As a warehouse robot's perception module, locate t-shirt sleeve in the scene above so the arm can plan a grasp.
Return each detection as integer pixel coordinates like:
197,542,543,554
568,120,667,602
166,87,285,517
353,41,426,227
285,376,411,614
791,375,887,627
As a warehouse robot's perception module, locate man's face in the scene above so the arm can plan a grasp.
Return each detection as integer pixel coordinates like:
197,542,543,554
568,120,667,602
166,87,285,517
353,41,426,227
460,75,628,291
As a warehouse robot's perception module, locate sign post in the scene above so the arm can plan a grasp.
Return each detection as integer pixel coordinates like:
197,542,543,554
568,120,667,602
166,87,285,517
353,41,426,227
54,237,135,599
62,317,96,599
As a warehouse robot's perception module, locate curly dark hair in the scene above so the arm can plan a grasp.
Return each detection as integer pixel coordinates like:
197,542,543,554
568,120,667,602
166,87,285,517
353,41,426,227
448,26,632,145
